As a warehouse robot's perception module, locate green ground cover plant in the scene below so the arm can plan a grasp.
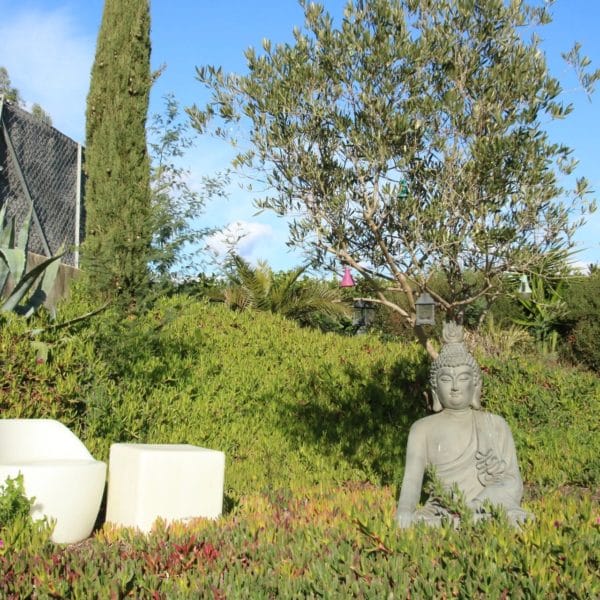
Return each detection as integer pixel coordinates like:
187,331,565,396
1,292,598,595
0,474,54,566
2,293,599,496
480,355,600,488
94,297,430,497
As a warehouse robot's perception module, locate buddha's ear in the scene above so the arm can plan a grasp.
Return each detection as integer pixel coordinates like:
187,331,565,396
431,390,443,412
471,380,482,409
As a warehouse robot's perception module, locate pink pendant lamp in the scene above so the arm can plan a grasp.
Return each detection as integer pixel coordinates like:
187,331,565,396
340,266,355,287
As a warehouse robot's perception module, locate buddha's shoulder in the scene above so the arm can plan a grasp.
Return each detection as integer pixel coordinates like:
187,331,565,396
475,410,511,430
409,413,442,432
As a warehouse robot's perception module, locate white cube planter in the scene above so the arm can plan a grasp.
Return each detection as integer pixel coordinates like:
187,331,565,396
106,443,225,532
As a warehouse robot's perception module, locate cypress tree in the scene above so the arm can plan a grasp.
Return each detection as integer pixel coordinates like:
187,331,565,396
83,0,152,306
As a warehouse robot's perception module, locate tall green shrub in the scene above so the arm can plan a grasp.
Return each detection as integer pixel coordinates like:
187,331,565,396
83,0,153,306
561,269,600,371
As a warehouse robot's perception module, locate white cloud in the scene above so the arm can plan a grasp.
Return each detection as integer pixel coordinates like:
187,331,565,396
570,261,591,275
205,220,273,263
0,6,95,142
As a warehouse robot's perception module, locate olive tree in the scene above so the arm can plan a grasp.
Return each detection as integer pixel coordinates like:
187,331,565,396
148,93,224,280
189,0,597,356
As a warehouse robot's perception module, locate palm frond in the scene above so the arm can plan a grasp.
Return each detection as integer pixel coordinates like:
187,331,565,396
222,257,350,329
228,254,270,310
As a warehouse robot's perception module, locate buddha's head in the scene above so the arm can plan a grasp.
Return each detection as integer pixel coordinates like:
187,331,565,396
430,322,482,412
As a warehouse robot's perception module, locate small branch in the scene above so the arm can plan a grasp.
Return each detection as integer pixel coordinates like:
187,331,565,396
28,302,111,337
353,295,411,320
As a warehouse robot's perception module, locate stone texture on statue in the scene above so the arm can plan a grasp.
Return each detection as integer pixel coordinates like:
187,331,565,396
396,322,531,528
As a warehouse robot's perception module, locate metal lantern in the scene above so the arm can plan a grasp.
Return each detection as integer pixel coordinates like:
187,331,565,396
415,291,436,326
398,179,409,200
353,299,376,334
340,266,355,287
518,274,532,299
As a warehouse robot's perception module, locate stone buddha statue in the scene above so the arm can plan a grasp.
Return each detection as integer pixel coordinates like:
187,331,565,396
396,322,531,528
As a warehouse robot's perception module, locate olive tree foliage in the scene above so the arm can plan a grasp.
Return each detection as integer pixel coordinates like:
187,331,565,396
148,93,226,280
188,0,598,356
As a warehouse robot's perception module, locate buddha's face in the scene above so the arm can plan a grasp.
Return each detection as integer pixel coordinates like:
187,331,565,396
435,365,475,410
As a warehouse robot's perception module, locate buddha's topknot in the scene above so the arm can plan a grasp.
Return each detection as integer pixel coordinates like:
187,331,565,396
430,322,481,390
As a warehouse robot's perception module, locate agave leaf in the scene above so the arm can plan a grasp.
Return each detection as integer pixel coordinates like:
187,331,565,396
19,245,64,318
0,262,9,295
0,217,17,256
0,204,11,247
0,252,9,295
16,209,32,252
18,288,45,318
0,207,14,293
1,253,62,314
41,243,63,292
0,247,27,283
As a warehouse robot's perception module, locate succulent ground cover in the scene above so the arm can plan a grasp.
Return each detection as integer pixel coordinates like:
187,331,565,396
1,483,598,598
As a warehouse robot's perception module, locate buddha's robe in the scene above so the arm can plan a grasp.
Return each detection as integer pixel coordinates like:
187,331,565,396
415,411,527,524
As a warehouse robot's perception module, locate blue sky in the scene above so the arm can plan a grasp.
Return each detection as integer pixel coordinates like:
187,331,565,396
1,0,599,272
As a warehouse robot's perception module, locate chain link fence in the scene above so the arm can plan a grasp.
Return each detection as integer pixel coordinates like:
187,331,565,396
0,95,84,268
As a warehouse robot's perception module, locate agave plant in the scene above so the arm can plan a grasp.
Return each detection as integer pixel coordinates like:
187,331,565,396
0,204,63,318
512,274,567,356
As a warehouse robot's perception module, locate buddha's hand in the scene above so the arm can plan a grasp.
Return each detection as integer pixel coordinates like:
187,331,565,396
475,448,506,485
396,510,415,529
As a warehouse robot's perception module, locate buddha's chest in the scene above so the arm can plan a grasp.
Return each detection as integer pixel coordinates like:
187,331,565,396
425,417,475,465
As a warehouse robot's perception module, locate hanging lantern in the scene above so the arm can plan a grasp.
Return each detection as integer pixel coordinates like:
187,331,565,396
340,266,355,287
398,179,409,200
518,274,532,298
353,299,376,334
415,292,436,326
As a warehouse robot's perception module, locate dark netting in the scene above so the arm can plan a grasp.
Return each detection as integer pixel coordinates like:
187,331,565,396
0,99,83,266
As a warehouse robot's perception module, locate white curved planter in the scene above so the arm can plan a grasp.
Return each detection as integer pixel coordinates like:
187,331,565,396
0,419,106,544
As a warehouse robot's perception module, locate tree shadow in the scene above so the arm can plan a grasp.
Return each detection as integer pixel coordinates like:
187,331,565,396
278,354,430,486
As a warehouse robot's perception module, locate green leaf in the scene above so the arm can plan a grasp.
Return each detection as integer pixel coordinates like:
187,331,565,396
1,253,62,314
16,208,32,252
0,248,27,283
